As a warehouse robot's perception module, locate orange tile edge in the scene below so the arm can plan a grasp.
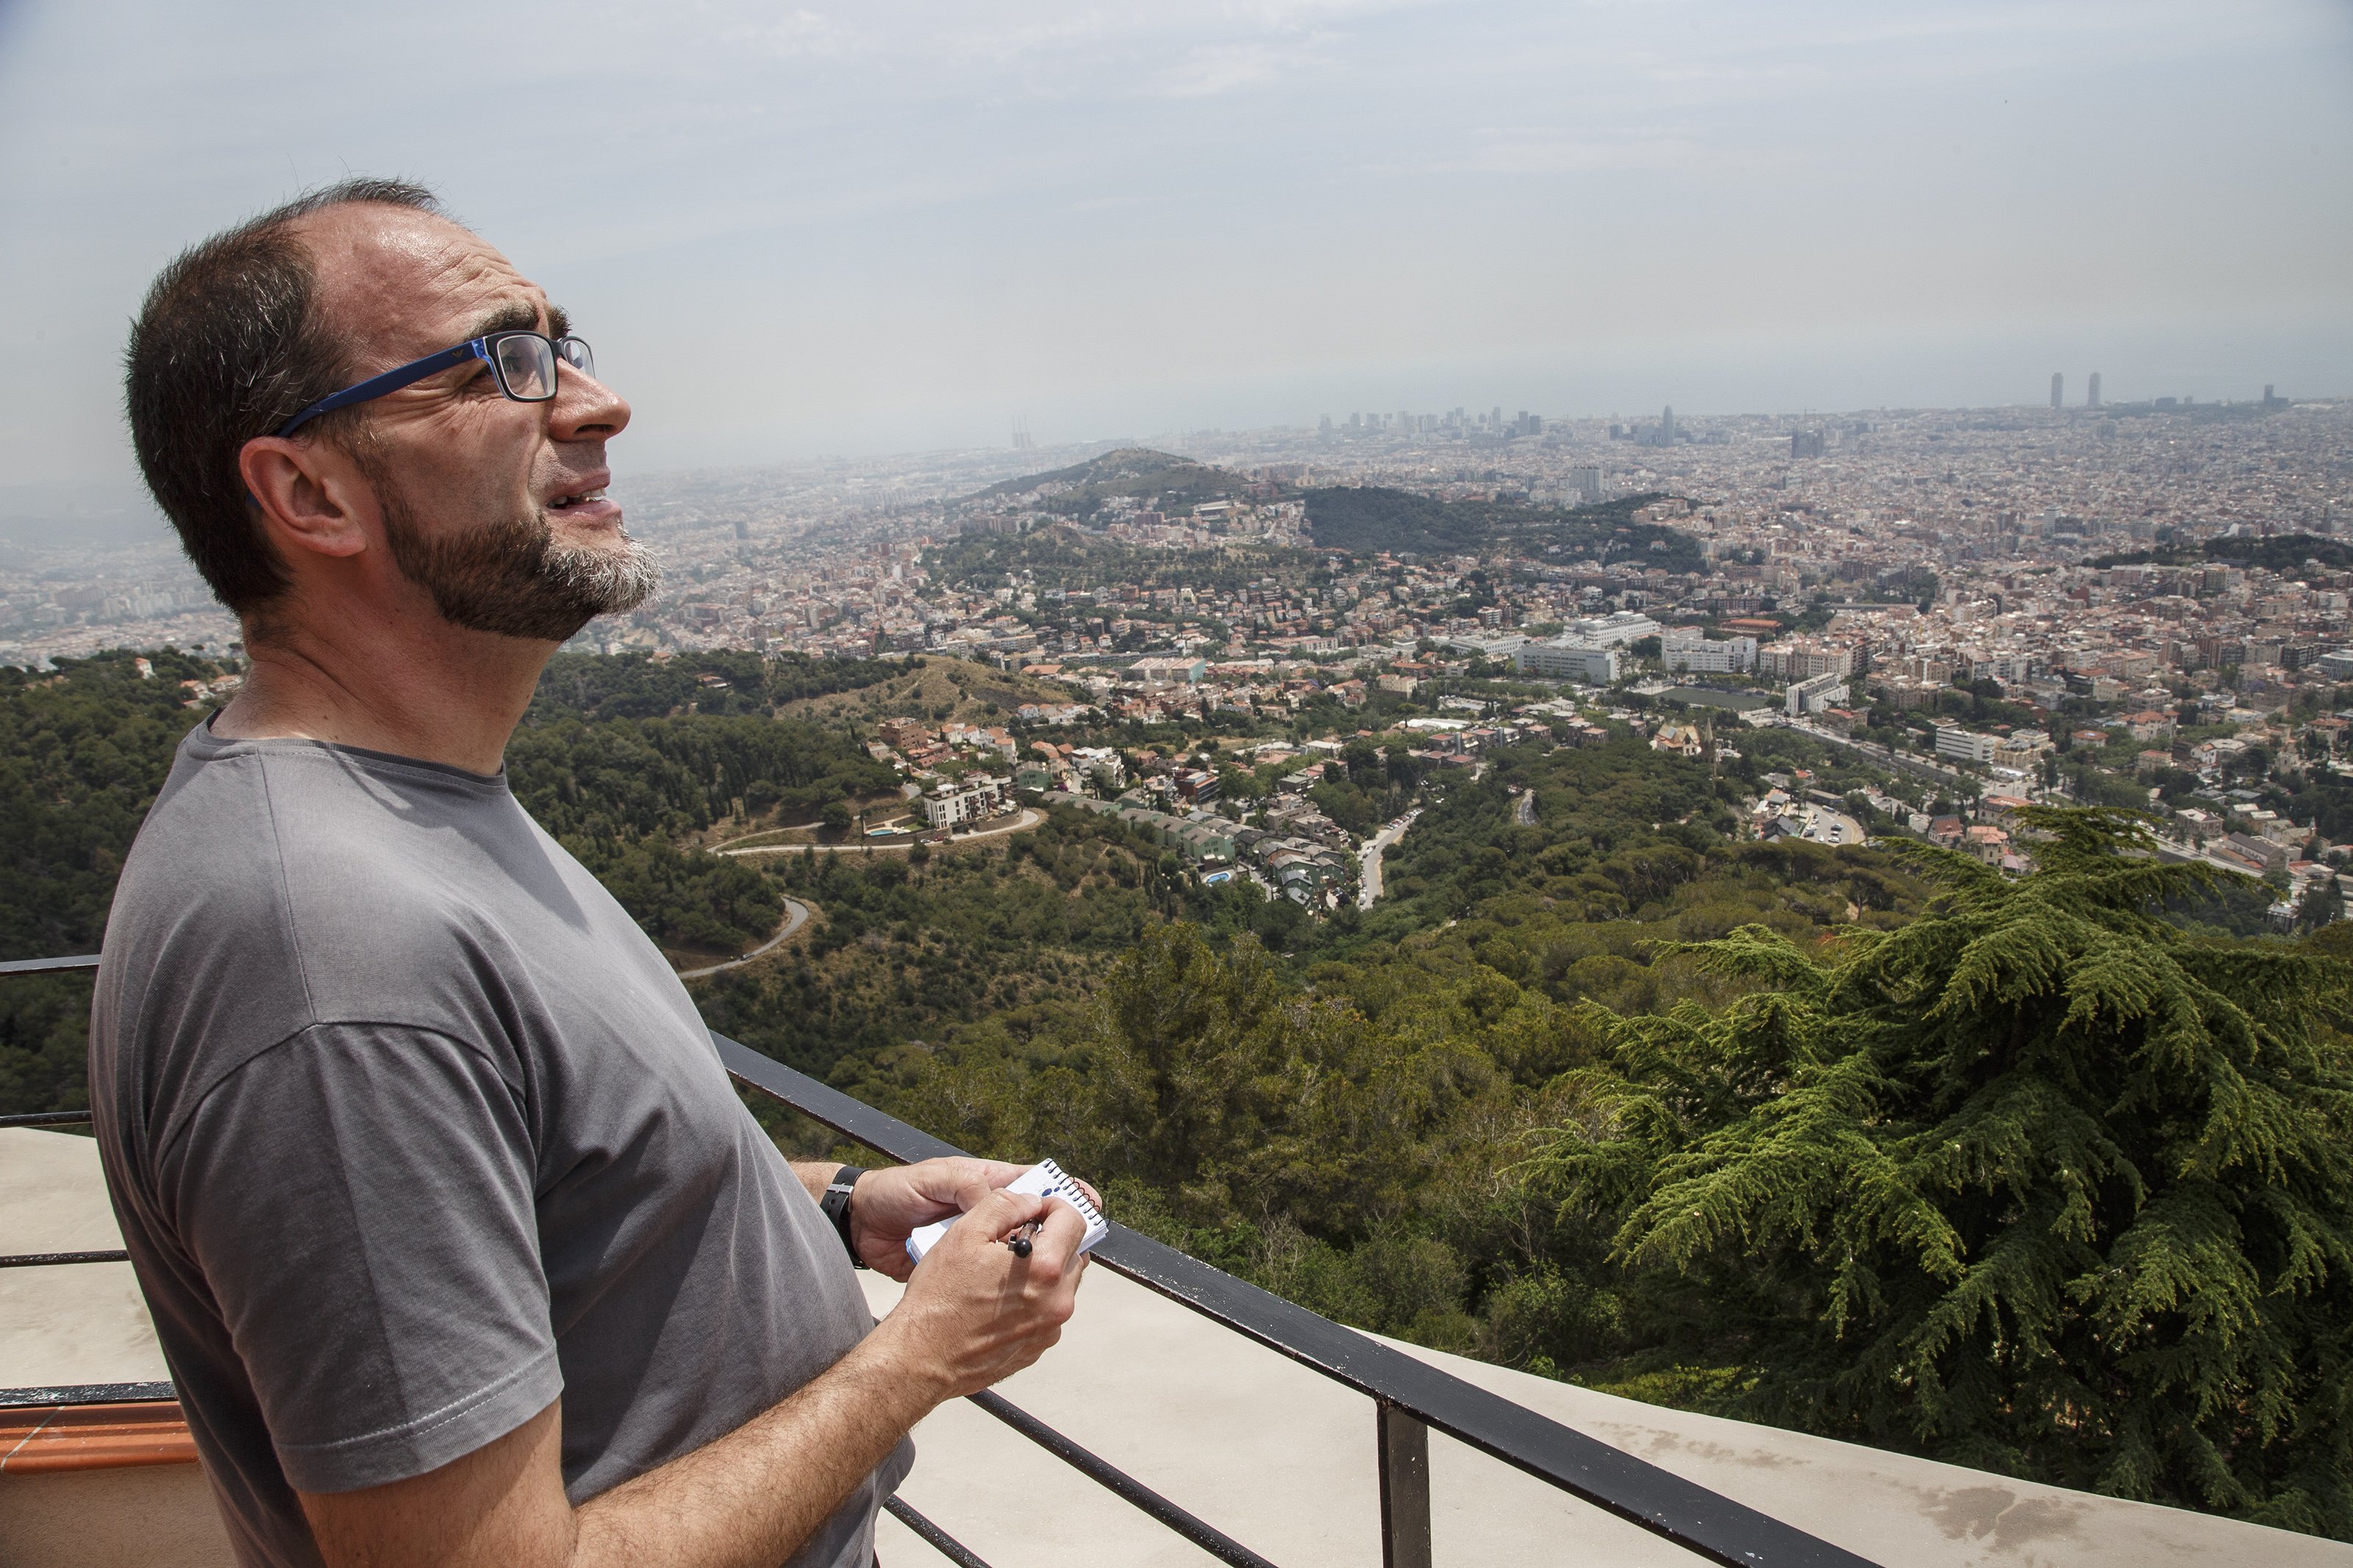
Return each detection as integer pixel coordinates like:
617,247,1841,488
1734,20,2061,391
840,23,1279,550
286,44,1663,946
0,1401,198,1473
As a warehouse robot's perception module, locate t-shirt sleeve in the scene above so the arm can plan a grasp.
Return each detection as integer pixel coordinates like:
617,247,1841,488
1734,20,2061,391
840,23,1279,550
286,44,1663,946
157,1021,561,1494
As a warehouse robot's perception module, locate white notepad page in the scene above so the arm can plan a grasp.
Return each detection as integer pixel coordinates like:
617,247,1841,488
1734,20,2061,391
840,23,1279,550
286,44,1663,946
903,1159,1108,1264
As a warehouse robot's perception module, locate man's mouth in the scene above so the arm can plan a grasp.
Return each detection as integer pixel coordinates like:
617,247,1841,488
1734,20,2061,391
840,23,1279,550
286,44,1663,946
548,487,608,512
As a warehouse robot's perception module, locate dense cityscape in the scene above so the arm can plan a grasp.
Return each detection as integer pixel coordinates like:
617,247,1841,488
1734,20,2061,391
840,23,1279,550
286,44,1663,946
11,388,2352,926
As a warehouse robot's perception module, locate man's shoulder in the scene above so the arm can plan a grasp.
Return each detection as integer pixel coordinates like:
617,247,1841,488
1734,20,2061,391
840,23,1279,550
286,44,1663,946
104,736,596,1063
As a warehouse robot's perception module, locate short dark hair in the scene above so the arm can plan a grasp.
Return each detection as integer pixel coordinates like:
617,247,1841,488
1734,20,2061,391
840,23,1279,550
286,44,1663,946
124,178,443,617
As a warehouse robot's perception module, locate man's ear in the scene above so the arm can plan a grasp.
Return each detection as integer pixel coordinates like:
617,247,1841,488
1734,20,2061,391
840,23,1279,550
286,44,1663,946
237,435,372,561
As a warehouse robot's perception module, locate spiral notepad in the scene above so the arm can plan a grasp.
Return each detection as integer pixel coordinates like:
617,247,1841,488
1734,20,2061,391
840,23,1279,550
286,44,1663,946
904,1159,1107,1264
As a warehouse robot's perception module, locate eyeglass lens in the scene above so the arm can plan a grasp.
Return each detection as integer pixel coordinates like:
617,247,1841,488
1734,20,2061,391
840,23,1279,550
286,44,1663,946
556,337,594,379
495,334,557,401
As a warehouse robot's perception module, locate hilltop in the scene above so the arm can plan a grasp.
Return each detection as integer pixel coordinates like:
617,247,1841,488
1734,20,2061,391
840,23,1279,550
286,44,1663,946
966,447,1257,520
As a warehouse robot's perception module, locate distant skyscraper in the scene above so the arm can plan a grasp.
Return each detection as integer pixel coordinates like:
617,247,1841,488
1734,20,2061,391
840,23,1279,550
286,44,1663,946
2087,373,2102,409
2050,373,2063,409
1660,405,1675,443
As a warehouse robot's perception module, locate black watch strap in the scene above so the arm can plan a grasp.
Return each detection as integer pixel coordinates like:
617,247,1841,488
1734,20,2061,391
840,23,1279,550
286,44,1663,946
819,1165,866,1269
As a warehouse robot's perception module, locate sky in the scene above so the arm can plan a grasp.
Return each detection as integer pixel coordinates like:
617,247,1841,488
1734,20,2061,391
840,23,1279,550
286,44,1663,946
1,0,2349,500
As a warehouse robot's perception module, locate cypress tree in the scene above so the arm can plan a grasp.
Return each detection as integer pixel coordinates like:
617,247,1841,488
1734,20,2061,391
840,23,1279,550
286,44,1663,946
1534,807,2353,1538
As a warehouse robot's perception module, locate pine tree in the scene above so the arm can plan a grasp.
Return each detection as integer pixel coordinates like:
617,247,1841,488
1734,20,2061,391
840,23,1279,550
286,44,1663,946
1532,807,2353,1538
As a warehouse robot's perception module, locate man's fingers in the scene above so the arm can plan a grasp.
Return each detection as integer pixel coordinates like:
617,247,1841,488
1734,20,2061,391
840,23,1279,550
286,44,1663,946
952,1183,1049,1236
904,1157,1031,1204
1020,1195,1088,1270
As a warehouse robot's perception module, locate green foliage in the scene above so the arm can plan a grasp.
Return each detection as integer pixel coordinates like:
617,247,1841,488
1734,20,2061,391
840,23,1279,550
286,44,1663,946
507,713,893,842
922,531,1325,600
0,972,94,1117
0,648,236,1114
1304,489,1701,571
571,837,781,957
528,650,899,723
695,807,1199,1086
2090,533,2353,575
1529,809,2353,1535
506,698,894,953
1363,737,1734,931
0,648,230,959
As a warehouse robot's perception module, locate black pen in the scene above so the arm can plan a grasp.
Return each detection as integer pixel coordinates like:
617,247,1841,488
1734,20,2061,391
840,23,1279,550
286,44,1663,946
1006,1220,1042,1258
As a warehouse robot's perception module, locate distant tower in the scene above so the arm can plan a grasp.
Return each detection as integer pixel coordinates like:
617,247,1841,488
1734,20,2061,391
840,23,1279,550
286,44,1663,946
2087,372,2102,409
1661,404,1676,443
2050,373,2063,409
1011,417,1034,451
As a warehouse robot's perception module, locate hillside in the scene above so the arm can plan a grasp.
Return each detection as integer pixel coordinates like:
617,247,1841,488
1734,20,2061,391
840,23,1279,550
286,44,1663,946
923,528,1326,598
766,657,1079,727
1304,487,1703,570
968,447,1254,520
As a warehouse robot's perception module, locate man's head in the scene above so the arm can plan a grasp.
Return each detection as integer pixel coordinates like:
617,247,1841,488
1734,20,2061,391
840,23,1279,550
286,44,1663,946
126,179,655,646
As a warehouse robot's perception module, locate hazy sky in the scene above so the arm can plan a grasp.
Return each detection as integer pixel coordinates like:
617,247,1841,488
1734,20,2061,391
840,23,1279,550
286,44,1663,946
2,0,2349,491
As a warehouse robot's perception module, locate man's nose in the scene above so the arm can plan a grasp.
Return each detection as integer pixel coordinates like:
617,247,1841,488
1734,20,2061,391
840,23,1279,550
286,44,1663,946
550,367,629,442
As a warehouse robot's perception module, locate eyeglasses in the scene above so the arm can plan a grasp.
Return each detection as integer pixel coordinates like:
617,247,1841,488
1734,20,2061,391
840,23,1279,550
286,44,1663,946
274,331,595,440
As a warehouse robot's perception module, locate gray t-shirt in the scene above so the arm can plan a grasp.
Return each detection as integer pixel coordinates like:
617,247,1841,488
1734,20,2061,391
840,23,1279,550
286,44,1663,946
89,720,910,1568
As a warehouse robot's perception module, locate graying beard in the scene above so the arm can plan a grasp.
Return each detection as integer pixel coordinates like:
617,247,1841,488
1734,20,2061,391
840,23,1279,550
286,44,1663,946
545,532,660,620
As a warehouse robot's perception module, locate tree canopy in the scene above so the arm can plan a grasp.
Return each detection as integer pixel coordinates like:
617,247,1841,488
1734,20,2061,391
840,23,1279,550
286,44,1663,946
1532,808,2353,1535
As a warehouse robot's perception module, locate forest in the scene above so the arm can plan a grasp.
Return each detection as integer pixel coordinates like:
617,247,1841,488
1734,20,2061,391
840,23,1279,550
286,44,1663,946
1302,487,1702,570
921,529,1326,601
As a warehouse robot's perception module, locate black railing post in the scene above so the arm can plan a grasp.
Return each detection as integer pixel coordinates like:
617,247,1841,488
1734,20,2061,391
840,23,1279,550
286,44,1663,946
1378,1400,1432,1568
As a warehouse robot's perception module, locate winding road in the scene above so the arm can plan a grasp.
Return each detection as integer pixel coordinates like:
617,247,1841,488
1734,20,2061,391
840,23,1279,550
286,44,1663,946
1357,812,1417,909
675,896,812,980
716,808,1043,858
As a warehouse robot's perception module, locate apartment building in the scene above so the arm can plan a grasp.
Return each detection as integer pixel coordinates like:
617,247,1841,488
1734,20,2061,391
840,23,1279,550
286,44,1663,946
1660,631,1757,675
921,774,1015,830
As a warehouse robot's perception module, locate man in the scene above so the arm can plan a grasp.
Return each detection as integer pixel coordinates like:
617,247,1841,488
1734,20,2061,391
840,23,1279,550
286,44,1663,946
93,179,1091,1568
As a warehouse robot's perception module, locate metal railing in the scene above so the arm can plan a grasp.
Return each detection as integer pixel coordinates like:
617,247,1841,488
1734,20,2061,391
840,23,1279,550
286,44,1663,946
4,952,1880,1568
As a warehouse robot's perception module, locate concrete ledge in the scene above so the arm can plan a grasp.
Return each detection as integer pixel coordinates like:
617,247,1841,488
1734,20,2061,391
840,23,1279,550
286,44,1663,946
860,1268,2353,1568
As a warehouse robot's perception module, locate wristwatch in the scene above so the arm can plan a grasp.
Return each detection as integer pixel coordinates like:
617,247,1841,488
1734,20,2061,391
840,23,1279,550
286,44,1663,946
819,1166,866,1268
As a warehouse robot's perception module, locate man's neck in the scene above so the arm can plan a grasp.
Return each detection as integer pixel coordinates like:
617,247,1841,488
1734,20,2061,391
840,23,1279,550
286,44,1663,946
213,616,551,777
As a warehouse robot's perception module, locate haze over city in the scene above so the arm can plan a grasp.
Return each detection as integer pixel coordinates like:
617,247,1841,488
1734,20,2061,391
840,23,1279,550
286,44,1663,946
2,0,2349,506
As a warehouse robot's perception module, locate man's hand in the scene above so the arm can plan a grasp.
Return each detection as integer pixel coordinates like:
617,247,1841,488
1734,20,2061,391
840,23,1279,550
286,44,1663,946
810,1156,1104,1281
840,1157,1029,1279
865,1181,1090,1401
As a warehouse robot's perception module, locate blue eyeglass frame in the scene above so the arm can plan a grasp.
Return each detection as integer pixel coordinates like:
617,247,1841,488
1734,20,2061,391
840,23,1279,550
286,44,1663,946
273,331,594,440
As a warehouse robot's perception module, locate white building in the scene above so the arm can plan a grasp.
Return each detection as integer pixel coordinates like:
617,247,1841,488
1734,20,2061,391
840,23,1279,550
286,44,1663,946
1516,641,1621,684
1661,631,1757,675
1069,747,1126,792
1785,672,1850,716
1934,726,1999,765
921,774,1015,830
1566,610,1660,648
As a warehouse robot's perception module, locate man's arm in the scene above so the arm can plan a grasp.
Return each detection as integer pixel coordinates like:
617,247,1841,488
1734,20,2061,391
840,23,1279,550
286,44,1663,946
298,1181,1087,1568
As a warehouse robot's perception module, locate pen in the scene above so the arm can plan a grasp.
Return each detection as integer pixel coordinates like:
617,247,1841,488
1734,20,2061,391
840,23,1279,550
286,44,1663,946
1006,1220,1041,1258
